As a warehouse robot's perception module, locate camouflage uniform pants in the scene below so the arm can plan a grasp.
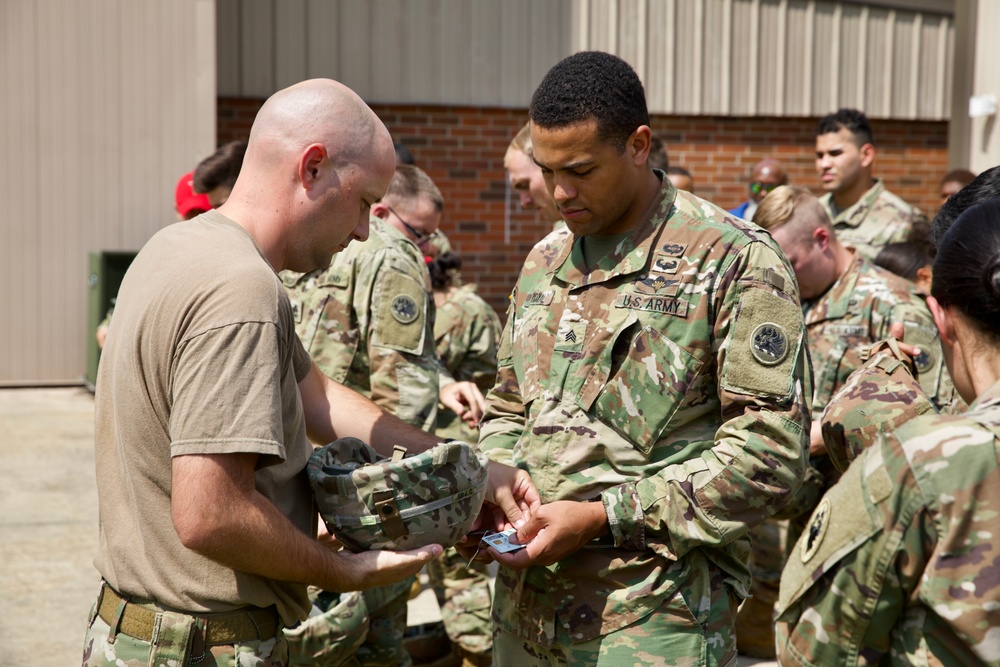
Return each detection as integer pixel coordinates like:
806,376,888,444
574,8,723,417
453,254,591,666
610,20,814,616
285,588,368,667
356,578,414,667
82,598,288,666
424,547,493,657
492,586,739,667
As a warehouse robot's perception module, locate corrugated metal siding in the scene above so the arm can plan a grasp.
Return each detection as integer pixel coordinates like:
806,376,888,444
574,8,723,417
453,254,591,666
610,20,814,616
0,0,216,384
218,0,952,120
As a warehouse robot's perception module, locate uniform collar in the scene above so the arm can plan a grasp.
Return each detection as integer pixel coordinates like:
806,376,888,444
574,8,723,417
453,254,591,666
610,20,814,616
968,379,1000,412
805,248,864,321
826,179,885,227
551,177,677,288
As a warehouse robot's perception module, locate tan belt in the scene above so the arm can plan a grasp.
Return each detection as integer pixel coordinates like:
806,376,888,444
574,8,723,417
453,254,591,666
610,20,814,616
97,584,280,646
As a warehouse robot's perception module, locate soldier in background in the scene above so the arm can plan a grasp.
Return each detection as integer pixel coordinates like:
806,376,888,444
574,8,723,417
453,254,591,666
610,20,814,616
192,139,247,208
665,164,695,192
477,51,810,665
938,167,976,204
282,165,485,666
729,158,788,221
418,233,501,667
815,108,926,261
505,121,563,230
777,198,1000,666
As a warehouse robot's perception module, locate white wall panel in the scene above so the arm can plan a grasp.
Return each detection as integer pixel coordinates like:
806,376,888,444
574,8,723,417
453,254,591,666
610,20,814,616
0,0,216,384
220,0,953,119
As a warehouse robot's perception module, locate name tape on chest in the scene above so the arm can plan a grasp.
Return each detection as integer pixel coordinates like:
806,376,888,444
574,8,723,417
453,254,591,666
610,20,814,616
524,290,554,306
824,323,868,338
614,292,689,318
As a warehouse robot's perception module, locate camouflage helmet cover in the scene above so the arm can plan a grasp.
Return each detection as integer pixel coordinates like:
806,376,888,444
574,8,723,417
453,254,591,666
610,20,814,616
308,438,489,552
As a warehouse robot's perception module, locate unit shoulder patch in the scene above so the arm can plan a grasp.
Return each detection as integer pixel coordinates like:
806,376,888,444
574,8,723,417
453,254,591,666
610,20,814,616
391,294,420,324
751,322,790,366
801,498,831,563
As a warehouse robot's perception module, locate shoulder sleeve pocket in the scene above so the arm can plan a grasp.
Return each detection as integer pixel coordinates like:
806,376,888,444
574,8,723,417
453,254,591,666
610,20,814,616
721,286,803,399
371,271,428,354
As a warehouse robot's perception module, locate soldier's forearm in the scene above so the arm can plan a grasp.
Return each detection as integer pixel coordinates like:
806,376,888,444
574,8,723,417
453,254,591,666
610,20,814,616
299,362,438,455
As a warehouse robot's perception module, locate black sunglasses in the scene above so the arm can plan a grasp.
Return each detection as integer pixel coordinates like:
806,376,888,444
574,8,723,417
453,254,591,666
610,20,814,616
387,206,439,245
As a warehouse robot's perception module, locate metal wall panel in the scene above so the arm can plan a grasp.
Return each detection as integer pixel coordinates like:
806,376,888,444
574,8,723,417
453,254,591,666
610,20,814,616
0,0,216,384
218,0,952,120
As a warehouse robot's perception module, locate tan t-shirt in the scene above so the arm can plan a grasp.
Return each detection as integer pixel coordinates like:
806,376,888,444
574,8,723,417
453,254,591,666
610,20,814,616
93,211,315,625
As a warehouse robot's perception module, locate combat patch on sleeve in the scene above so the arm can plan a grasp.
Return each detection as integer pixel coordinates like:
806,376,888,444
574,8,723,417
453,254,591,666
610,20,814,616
750,322,790,366
777,455,881,613
372,272,427,354
721,287,802,398
390,295,419,324
800,498,831,563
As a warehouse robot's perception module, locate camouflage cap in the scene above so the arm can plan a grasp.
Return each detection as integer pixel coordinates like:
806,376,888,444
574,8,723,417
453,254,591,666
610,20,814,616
308,438,489,552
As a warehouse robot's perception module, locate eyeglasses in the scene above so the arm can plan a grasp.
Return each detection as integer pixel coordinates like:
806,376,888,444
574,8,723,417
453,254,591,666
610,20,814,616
750,181,781,196
387,206,439,245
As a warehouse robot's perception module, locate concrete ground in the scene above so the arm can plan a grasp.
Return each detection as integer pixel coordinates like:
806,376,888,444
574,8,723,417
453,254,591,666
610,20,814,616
0,388,775,666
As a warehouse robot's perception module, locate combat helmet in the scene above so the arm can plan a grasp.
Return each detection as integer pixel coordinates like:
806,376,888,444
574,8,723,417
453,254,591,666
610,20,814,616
308,438,489,552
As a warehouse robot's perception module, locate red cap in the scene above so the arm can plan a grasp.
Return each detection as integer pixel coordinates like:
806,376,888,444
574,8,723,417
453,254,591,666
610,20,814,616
174,171,212,218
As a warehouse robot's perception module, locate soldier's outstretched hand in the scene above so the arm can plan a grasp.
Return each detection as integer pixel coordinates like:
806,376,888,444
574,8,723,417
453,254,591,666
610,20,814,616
326,542,442,592
490,500,608,569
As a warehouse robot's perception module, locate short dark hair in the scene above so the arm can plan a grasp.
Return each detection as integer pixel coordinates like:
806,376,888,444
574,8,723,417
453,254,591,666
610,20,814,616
394,142,416,166
385,164,443,212
932,198,1000,339
193,140,247,194
816,108,874,147
873,242,933,282
930,166,1000,249
427,252,462,290
941,168,976,189
648,136,669,171
529,51,649,153
666,166,691,177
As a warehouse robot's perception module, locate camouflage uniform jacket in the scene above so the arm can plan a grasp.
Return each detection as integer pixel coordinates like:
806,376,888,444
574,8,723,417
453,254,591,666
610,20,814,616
776,379,1000,666
434,284,502,442
282,219,442,430
478,179,811,646
804,250,943,423
820,179,926,262
820,338,936,473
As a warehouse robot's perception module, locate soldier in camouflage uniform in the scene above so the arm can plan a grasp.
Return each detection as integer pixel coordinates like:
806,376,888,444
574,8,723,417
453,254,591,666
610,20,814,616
753,185,947,457
282,166,484,667
427,234,503,443
815,108,926,262
420,233,502,665
746,185,946,654
477,51,811,666
776,199,1000,666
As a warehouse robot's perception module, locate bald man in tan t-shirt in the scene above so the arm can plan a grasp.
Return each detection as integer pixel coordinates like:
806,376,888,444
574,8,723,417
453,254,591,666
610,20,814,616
83,79,540,667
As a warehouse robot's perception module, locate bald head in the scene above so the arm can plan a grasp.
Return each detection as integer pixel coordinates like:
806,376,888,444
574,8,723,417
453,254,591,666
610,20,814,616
246,79,389,171
749,158,788,203
222,79,396,273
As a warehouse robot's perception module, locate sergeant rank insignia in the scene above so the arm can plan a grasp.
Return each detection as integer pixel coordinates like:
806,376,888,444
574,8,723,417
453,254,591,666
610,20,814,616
390,294,420,324
750,322,789,366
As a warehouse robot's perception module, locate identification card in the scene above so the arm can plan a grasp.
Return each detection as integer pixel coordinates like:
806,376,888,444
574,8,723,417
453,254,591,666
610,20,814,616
481,529,528,553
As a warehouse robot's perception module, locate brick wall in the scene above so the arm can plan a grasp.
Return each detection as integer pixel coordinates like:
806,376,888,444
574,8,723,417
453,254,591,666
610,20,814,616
218,98,949,319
